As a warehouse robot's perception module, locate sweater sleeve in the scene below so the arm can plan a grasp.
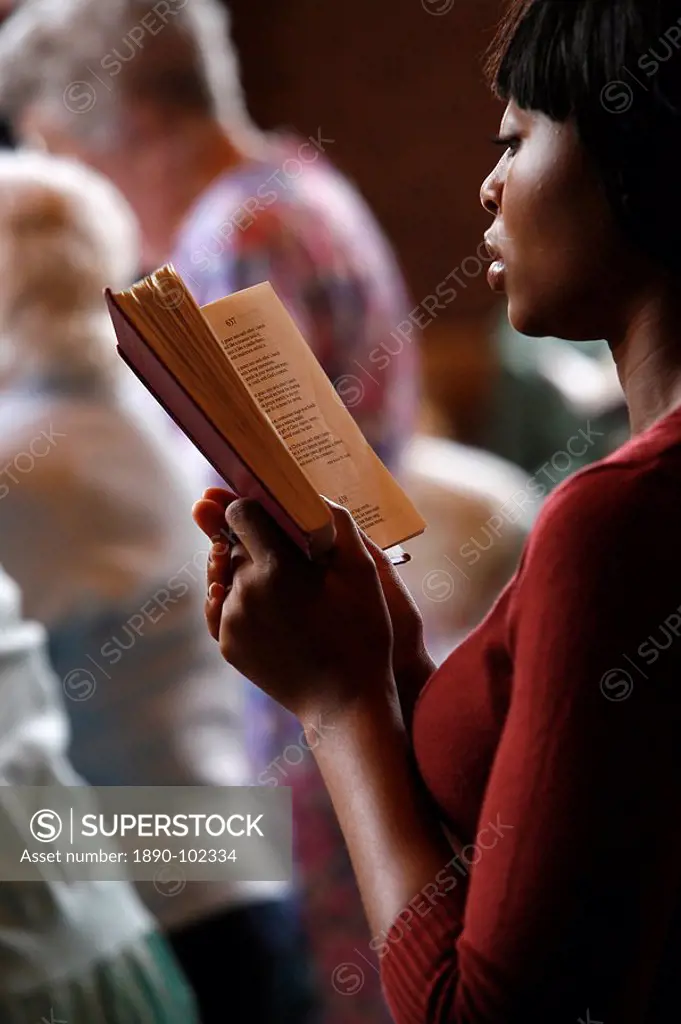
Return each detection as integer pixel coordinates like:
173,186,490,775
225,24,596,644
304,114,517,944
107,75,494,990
380,462,681,1022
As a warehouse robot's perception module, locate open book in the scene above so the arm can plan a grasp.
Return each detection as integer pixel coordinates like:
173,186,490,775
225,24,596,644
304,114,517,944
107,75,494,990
105,265,426,559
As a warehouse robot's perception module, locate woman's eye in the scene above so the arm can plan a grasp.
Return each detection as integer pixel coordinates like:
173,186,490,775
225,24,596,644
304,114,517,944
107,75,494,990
490,134,521,156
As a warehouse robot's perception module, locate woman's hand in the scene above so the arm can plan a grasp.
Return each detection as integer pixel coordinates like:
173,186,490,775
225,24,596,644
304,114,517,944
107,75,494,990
361,534,437,727
194,488,436,728
192,489,396,725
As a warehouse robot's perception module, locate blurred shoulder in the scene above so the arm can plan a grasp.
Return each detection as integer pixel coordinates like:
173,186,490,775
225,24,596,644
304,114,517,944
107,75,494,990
0,388,192,503
0,392,67,483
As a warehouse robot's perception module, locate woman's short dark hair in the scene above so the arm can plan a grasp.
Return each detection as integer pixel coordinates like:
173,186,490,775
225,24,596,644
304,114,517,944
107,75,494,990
486,0,681,273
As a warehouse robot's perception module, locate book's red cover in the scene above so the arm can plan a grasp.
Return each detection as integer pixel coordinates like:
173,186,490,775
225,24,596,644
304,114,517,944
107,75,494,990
105,289,325,557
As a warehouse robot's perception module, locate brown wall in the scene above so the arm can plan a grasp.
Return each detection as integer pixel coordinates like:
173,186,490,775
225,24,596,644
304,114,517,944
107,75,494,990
228,0,505,317
226,0,508,439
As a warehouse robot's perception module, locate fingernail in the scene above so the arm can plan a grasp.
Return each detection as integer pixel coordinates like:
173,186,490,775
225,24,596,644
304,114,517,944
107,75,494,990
208,582,225,602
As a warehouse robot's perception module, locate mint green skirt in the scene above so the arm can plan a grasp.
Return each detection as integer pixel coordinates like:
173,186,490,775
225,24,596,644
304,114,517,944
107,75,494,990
1,931,199,1024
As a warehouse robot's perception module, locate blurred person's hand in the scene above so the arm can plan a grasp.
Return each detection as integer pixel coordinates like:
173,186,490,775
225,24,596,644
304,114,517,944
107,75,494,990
193,488,434,726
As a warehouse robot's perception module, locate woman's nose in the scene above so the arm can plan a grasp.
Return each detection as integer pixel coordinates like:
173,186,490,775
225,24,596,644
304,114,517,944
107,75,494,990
480,169,501,216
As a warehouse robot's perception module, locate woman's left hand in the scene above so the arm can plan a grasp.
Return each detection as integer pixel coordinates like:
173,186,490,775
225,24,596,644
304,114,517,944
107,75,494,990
192,489,395,725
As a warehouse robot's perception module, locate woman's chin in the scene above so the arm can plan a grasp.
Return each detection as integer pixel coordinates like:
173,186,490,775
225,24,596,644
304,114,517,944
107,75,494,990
508,297,604,342
506,294,553,339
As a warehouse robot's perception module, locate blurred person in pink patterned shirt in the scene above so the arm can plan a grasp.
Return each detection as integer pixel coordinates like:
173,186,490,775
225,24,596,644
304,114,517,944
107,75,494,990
0,2,419,1020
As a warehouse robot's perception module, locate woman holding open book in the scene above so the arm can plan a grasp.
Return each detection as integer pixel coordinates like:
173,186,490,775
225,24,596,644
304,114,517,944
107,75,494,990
194,1,681,1021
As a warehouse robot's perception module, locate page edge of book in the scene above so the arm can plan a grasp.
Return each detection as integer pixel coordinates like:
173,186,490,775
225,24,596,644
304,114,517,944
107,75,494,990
104,287,335,555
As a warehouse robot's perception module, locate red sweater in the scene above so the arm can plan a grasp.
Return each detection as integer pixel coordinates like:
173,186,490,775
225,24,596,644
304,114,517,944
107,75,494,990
381,406,681,1023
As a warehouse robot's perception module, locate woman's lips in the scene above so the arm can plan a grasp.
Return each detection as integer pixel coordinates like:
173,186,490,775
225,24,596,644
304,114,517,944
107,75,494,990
483,233,506,292
487,259,506,292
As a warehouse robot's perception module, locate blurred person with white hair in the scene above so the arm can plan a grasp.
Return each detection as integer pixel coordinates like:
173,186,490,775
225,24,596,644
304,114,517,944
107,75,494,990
0,4,418,1020
0,565,199,1023
0,149,319,1022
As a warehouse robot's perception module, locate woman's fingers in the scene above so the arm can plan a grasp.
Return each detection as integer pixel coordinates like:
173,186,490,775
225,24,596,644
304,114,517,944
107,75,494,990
325,500,374,566
203,487,238,507
195,498,237,640
360,530,403,588
205,582,225,641
207,544,233,588
226,499,297,567
192,498,226,541
193,490,239,541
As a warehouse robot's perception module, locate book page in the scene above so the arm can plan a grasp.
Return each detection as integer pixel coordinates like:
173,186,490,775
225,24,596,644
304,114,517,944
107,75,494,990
109,271,336,552
200,283,425,549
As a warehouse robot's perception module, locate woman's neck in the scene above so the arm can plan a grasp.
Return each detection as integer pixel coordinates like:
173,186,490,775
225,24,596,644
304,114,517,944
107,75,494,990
609,288,681,436
1,309,117,397
137,120,274,268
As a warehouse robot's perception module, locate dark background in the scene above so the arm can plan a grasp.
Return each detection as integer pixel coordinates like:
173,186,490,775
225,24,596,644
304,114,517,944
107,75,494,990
226,0,508,436
228,0,503,318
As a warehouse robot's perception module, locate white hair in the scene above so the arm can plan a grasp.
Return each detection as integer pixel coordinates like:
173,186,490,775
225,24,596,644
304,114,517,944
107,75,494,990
0,150,140,384
0,0,250,144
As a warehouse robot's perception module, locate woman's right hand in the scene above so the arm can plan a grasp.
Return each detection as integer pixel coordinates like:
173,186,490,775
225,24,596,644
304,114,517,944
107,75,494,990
360,534,436,728
199,485,434,726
